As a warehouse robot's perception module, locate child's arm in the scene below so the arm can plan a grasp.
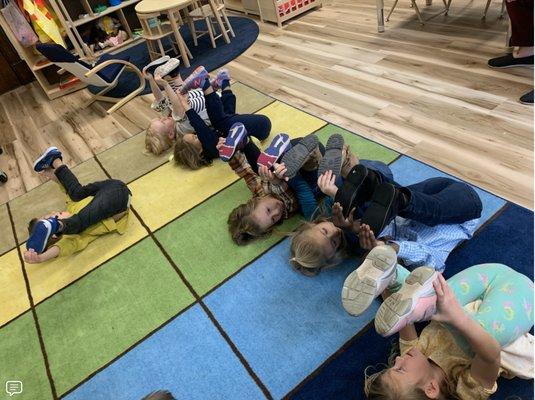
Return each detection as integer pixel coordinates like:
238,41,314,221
432,274,501,388
288,175,318,220
24,247,60,263
147,74,165,103
221,142,264,197
159,79,187,121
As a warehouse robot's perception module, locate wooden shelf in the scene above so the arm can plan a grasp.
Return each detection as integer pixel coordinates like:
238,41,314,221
71,0,142,27
91,36,144,58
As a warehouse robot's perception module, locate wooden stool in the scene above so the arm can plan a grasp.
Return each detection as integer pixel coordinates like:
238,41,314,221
137,12,192,61
186,0,234,48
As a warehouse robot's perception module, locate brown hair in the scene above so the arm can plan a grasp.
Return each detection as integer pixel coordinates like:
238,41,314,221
289,217,347,276
145,120,174,155
27,218,61,250
173,135,211,170
228,197,273,245
141,390,176,400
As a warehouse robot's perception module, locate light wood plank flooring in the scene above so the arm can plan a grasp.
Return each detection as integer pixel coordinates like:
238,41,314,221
0,0,532,208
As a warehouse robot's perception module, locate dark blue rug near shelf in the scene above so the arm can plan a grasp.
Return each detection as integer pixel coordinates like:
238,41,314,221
88,16,259,97
288,203,534,400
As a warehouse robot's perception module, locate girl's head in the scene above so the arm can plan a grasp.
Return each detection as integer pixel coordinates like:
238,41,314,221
145,117,175,155
365,347,458,400
289,218,346,276
173,134,210,169
228,195,284,245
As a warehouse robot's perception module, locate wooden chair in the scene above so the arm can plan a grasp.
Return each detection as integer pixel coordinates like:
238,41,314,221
185,0,235,48
386,0,451,24
137,12,191,62
483,0,505,19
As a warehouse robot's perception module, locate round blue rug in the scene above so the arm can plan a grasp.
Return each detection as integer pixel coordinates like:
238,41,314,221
89,16,259,97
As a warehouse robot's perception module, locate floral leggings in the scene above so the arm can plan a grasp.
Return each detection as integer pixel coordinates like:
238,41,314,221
391,263,534,347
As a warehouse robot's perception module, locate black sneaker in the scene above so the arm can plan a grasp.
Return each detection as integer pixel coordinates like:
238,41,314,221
335,165,380,217
488,54,534,69
520,90,534,105
361,183,400,236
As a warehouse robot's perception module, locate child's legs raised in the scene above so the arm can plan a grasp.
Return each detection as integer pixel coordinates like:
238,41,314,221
55,165,106,202
204,92,232,131
448,264,534,346
221,89,236,115
400,178,482,226
359,160,394,184
228,114,271,141
60,180,131,234
242,140,261,174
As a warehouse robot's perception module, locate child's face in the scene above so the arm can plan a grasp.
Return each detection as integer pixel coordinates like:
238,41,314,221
183,133,202,153
305,221,342,259
385,347,434,392
250,196,284,231
151,118,174,139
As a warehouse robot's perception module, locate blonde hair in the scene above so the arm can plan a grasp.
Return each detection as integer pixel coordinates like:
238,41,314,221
173,135,210,170
145,120,173,155
228,197,275,245
289,217,347,276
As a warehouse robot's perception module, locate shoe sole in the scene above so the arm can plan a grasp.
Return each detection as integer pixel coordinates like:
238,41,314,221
374,267,437,337
317,134,344,178
257,134,291,169
342,245,397,316
33,146,59,172
27,219,53,254
142,56,171,74
280,134,318,179
488,64,534,69
181,67,208,93
219,123,246,161
361,183,395,236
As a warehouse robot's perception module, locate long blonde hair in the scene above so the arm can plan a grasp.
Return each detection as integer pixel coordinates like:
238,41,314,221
173,135,210,170
289,217,347,276
145,121,173,155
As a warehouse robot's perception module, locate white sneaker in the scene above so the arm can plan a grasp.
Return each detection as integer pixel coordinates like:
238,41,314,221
142,55,170,74
342,245,398,316
154,58,180,78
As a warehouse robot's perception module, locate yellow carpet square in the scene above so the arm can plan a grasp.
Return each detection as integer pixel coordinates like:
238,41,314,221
0,250,30,326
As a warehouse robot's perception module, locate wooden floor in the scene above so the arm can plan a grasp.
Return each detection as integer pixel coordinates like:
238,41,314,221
0,0,533,208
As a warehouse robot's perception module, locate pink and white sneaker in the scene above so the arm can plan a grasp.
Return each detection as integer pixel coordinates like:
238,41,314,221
180,66,209,94
341,245,398,316
211,68,231,90
374,266,438,337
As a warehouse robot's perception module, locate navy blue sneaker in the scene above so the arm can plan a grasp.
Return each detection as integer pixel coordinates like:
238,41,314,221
33,147,62,172
257,133,291,169
26,217,60,254
219,123,248,162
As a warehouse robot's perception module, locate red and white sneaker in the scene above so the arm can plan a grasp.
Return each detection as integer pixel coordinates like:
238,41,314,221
219,122,248,162
180,66,209,94
257,133,291,170
211,68,231,90
374,266,438,337
341,245,398,316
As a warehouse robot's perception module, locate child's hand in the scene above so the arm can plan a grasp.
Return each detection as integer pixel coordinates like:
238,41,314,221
177,92,190,111
154,77,168,87
216,137,225,151
317,170,338,198
143,71,153,80
272,163,288,181
431,274,464,324
332,202,358,231
358,224,384,250
259,165,281,184
24,249,41,264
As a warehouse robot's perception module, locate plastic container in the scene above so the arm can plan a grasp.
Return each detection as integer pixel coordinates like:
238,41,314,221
109,0,122,6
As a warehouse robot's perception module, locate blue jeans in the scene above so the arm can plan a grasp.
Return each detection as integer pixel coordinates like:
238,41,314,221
400,178,482,226
204,91,271,140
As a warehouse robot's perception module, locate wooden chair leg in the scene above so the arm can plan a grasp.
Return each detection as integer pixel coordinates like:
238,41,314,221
206,16,216,48
386,0,399,21
188,18,198,46
411,0,425,24
157,39,166,57
221,9,235,37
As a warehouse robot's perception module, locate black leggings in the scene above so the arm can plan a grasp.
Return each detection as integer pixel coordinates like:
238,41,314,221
55,165,130,234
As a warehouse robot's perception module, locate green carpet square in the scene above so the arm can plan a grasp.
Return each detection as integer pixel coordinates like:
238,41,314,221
156,181,301,296
0,313,53,400
315,124,399,164
36,238,195,396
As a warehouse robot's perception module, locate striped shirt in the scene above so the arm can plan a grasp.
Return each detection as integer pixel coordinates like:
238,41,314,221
380,217,479,272
151,88,208,120
229,151,299,218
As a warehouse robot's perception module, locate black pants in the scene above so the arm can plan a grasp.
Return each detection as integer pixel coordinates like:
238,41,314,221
55,165,131,234
506,0,534,47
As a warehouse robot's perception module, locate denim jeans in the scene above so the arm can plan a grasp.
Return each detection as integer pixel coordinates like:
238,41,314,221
204,91,271,140
55,165,130,234
400,178,482,226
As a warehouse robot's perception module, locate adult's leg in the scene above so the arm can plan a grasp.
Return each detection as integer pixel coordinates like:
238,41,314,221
60,180,130,234
447,264,534,346
506,0,534,50
400,178,482,226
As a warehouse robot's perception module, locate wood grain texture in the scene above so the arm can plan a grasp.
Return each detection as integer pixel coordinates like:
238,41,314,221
0,0,532,208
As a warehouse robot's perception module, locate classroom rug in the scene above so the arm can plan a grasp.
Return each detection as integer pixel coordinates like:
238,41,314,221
0,82,532,400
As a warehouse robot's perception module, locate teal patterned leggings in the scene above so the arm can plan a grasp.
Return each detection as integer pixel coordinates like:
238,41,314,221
392,263,534,347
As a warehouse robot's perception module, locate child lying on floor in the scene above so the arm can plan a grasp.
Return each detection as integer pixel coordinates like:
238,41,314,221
24,147,131,263
144,57,211,155
354,249,534,400
289,135,482,280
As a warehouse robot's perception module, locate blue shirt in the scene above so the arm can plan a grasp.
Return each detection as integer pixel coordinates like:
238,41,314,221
380,217,479,272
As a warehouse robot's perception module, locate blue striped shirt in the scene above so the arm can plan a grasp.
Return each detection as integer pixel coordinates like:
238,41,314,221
380,217,479,272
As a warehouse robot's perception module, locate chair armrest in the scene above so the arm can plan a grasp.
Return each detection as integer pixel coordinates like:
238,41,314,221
85,59,143,80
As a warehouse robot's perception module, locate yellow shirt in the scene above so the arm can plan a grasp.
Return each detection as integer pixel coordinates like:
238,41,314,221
55,195,129,257
400,322,500,400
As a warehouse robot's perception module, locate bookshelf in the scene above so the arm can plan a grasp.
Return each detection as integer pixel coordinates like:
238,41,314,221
0,0,144,99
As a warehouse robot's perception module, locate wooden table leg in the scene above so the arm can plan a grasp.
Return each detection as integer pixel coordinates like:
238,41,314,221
207,0,230,44
167,10,191,67
376,0,385,32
